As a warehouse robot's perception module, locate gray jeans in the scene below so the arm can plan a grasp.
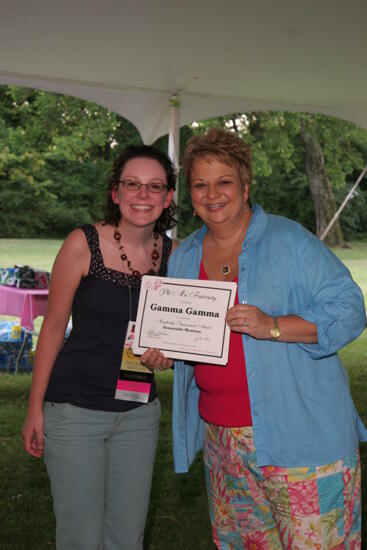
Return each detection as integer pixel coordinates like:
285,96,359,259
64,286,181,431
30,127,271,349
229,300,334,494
44,399,161,550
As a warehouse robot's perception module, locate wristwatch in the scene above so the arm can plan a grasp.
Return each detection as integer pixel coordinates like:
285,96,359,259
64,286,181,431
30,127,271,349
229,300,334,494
269,317,281,340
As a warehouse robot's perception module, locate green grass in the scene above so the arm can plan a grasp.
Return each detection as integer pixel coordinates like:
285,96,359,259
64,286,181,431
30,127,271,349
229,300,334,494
0,238,367,548
0,239,63,272
1,351,366,549
0,372,213,550
0,237,366,299
335,241,367,301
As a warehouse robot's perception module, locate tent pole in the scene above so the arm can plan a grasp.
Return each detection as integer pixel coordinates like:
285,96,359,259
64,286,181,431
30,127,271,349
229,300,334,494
168,94,180,241
320,164,367,241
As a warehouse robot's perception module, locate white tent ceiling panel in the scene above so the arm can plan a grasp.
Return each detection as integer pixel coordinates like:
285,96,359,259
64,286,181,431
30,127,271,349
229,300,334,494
0,0,366,142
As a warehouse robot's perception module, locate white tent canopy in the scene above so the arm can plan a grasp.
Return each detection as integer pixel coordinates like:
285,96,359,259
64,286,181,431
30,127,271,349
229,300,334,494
0,0,366,145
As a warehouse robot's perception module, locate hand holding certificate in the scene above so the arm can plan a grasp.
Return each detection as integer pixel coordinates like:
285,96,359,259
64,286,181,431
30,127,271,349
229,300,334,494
133,276,237,365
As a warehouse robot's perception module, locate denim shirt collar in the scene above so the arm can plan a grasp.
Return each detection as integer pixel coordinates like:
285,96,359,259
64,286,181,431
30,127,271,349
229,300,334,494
189,204,269,250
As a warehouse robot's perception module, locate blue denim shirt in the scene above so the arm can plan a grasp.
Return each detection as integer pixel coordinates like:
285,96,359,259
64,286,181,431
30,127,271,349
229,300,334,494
169,205,367,473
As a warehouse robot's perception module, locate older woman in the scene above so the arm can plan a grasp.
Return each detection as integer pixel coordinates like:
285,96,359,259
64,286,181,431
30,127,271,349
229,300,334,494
147,128,367,548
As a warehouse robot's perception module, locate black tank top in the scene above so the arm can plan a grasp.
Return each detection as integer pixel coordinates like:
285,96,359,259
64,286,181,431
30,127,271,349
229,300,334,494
45,224,172,411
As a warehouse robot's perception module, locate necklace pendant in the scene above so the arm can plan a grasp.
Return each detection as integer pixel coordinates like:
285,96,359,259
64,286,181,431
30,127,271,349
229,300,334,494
221,265,231,276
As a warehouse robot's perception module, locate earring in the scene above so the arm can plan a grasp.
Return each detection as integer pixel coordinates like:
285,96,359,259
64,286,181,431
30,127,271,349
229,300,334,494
193,210,197,216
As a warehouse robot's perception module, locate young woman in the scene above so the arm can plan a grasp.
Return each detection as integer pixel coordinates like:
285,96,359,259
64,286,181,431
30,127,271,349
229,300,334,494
22,144,177,550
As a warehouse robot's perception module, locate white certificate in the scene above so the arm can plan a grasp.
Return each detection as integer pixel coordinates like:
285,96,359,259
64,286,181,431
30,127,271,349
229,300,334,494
133,276,237,365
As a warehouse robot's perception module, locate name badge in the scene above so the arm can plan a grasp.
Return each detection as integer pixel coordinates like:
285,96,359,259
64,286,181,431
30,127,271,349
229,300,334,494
115,321,153,403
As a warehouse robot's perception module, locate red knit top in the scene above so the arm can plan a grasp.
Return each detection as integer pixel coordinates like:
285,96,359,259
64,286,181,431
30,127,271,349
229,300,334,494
194,262,252,427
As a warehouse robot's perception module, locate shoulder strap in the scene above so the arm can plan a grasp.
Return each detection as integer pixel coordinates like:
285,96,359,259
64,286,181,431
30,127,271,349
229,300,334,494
80,224,105,275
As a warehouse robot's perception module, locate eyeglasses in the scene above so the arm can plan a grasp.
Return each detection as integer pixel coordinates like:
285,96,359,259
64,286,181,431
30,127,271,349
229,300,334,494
119,179,167,193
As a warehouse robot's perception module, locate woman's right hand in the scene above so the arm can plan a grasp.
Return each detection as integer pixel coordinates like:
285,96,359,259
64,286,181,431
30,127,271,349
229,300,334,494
21,409,44,458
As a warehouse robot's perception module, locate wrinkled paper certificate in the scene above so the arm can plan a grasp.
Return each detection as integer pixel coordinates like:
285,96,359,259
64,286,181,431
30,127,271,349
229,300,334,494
133,276,237,365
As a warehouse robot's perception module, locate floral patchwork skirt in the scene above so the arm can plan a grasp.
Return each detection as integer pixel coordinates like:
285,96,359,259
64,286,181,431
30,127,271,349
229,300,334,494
203,423,361,549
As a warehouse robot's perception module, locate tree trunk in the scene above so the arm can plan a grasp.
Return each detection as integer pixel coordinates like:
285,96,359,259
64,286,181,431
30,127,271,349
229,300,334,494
300,116,345,247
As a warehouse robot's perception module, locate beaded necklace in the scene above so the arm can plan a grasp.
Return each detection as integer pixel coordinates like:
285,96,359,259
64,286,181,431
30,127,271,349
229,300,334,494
113,226,160,278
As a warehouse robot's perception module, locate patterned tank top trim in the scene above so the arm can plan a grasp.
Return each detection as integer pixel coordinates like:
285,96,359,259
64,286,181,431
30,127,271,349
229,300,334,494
81,224,172,289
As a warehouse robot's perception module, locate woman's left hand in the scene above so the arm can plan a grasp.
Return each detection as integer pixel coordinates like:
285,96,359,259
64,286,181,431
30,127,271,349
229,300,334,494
226,304,273,340
141,348,174,372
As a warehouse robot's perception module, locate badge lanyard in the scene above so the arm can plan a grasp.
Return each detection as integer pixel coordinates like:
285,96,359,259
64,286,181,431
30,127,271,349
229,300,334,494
114,274,152,403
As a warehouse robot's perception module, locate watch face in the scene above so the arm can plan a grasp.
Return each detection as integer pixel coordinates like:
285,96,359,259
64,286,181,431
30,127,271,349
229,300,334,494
270,327,281,339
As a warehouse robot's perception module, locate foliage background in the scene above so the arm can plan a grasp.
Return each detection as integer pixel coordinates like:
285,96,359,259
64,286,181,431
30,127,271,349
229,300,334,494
1,85,367,241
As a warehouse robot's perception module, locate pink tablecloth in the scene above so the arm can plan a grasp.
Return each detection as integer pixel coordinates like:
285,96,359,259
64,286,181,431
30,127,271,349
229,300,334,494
0,286,48,330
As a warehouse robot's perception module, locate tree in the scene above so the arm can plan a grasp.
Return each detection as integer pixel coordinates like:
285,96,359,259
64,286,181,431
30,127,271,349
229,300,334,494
300,115,345,247
189,111,367,243
1,85,367,241
0,85,141,237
